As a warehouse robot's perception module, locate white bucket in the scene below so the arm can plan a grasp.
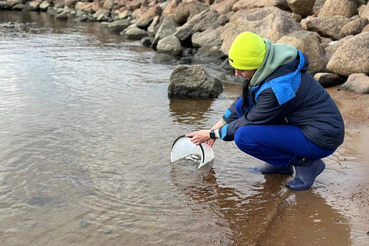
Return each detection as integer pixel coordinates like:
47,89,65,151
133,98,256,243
170,135,214,169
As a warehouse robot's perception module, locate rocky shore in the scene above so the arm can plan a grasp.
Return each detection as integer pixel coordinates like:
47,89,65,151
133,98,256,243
1,0,369,97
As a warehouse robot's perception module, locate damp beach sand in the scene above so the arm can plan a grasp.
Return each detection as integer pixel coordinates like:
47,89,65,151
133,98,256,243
254,86,369,246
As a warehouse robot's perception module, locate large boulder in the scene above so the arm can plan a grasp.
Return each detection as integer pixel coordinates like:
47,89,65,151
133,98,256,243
153,15,178,47
286,0,315,18
339,73,369,94
318,0,357,18
359,3,369,20
301,15,350,40
192,27,224,59
232,0,289,11
192,27,223,48
173,2,192,25
174,9,226,42
339,17,369,38
162,0,180,15
221,7,302,55
324,35,353,61
136,5,162,29
327,32,369,76
277,31,327,75
211,0,238,15
102,0,114,11
168,65,223,98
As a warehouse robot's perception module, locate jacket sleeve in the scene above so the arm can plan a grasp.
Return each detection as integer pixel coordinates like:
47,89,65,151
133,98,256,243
221,95,242,124
218,89,298,141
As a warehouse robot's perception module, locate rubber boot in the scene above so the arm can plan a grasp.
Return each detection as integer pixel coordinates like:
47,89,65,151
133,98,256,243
249,162,293,175
287,158,325,191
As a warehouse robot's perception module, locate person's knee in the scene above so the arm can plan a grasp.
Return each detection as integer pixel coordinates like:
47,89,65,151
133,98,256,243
235,127,255,148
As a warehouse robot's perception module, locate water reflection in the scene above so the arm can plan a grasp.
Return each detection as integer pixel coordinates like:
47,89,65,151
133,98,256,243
170,158,292,244
169,98,214,126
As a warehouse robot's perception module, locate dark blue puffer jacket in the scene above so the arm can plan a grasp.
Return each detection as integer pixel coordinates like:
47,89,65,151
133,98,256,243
218,51,345,149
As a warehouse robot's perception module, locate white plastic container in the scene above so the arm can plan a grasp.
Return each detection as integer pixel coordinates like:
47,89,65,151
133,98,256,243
170,135,214,169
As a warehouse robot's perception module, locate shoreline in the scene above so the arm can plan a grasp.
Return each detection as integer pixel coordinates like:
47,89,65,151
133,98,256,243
256,87,369,246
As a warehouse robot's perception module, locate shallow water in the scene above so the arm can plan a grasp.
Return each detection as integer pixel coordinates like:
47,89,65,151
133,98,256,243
0,11,368,246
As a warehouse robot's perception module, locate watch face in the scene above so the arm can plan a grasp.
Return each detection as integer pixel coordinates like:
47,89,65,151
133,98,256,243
210,130,216,139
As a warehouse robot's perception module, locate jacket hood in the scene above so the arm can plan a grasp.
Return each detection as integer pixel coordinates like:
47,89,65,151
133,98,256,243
250,39,298,88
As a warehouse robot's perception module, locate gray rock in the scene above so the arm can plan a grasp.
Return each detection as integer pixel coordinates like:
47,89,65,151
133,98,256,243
301,15,350,40
151,53,176,64
211,0,238,15
339,17,369,38
221,7,302,55
118,10,132,20
28,1,40,11
286,0,315,18
168,65,223,98
327,32,369,76
324,35,353,61
339,73,369,94
318,0,357,18
141,36,152,47
173,2,192,25
277,30,327,75
187,1,209,22
39,1,50,11
314,73,347,88
232,0,290,11
108,19,130,33
174,9,225,41
147,15,160,37
359,3,369,20
122,26,148,40
6,0,22,8
192,27,222,48
93,9,111,22
12,3,26,10
102,0,114,11
157,35,182,56
153,15,178,47
136,5,162,29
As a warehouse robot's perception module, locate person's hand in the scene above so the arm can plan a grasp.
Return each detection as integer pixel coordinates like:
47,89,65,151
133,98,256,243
205,139,216,147
186,130,211,146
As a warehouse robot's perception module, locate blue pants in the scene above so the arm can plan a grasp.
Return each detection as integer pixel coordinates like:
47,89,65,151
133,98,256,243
234,99,336,167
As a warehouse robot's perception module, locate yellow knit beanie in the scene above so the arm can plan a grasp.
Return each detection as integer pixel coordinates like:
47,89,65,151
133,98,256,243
228,32,266,71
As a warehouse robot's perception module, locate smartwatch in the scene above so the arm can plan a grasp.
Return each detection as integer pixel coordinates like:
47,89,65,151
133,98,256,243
209,129,216,139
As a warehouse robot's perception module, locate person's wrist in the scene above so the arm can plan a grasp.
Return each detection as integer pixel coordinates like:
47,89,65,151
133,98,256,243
209,129,216,139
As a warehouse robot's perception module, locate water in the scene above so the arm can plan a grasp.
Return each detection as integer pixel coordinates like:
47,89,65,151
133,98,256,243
0,11,365,246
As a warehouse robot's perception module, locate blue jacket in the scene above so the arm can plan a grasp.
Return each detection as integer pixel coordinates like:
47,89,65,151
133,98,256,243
218,51,345,149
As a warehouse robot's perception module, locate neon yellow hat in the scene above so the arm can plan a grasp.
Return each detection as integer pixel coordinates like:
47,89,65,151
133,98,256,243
228,32,266,71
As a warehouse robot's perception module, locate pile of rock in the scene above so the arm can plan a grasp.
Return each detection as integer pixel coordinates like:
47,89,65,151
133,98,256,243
1,0,369,97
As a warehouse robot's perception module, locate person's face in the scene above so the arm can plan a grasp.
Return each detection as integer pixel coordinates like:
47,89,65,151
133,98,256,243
235,69,256,80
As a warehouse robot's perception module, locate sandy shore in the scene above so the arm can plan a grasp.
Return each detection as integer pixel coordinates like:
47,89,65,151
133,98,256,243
256,86,369,246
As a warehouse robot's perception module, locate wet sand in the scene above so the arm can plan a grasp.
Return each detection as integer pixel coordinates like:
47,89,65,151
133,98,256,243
256,86,369,246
